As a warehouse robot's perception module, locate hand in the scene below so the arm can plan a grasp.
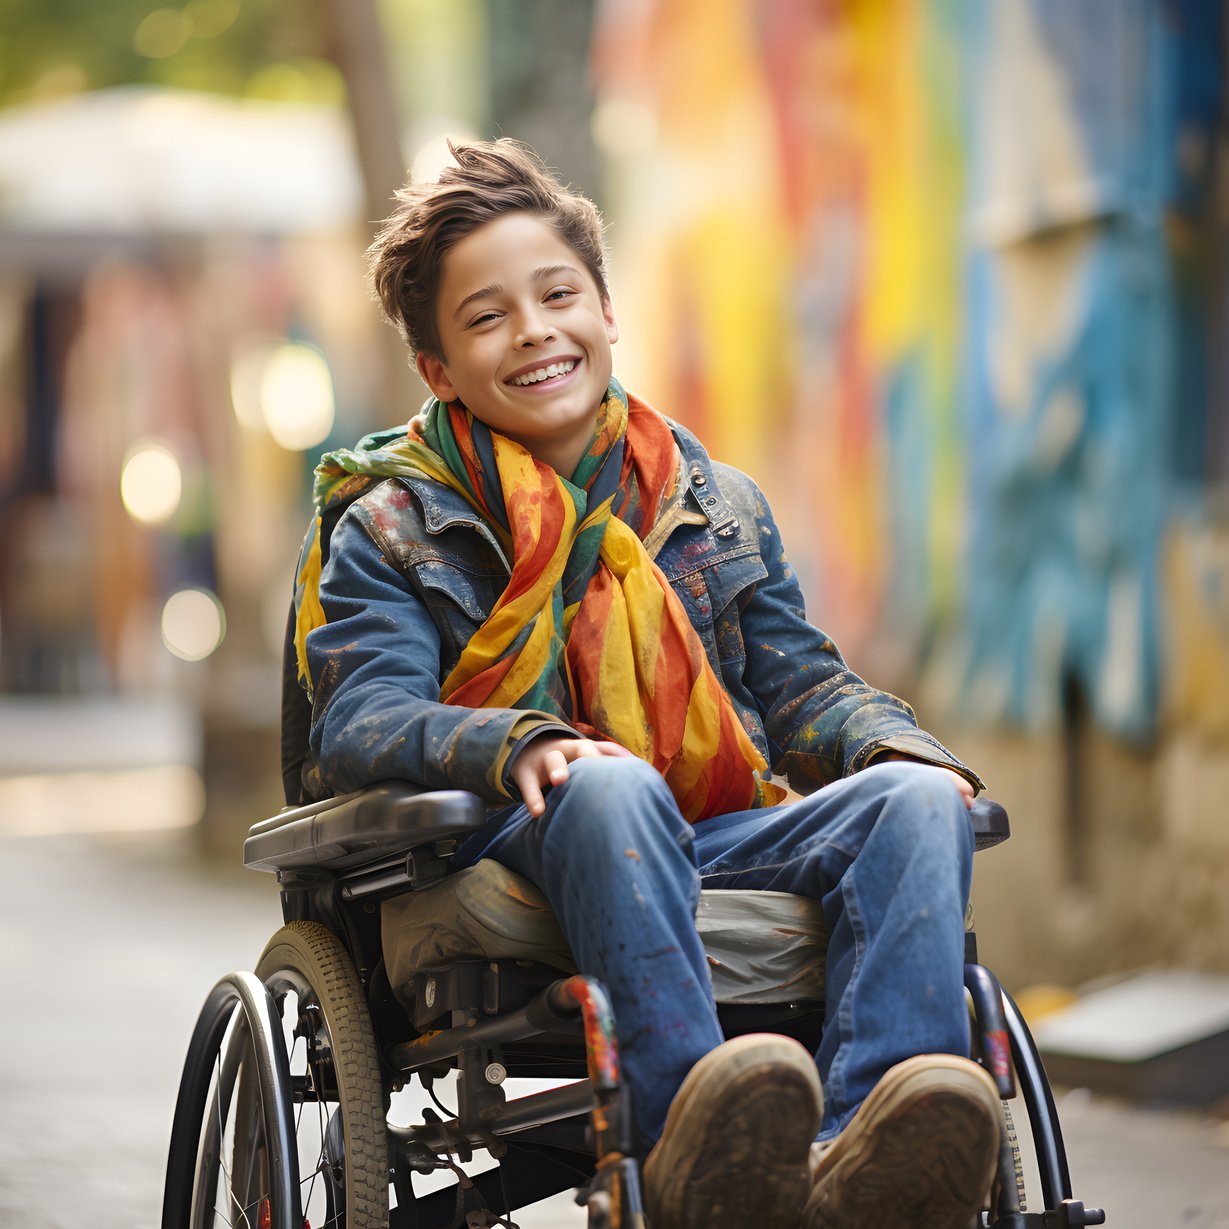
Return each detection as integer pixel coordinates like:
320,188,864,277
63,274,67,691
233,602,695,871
882,752,975,811
509,735,637,817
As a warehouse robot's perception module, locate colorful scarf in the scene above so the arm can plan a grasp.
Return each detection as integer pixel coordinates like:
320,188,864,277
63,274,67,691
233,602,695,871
296,380,783,821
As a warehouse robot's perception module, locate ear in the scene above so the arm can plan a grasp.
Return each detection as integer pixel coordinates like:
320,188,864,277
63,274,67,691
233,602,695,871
416,351,458,402
602,296,619,345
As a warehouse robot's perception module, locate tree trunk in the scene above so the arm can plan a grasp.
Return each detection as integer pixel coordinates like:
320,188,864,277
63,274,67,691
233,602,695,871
319,0,417,418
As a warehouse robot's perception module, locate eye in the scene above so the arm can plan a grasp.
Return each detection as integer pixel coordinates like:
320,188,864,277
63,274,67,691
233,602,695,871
467,311,501,328
545,288,575,303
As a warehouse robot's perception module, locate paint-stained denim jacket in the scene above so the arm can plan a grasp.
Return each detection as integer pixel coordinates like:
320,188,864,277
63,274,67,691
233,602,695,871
303,420,982,806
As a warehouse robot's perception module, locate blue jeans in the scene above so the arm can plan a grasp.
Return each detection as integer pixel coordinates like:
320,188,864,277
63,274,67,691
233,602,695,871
453,757,975,1148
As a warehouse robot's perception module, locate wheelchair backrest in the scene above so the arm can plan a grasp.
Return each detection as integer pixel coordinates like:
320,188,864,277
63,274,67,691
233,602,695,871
280,496,364,806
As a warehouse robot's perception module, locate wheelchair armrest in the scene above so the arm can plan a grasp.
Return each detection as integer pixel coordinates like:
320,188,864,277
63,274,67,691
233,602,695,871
243,780,488,874
970,797,1010,851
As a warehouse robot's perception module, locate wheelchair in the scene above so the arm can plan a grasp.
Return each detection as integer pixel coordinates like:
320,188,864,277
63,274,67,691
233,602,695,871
161,766,1108,1229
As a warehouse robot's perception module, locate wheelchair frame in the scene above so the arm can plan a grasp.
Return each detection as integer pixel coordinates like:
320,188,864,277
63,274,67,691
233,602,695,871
162,782,1106,1229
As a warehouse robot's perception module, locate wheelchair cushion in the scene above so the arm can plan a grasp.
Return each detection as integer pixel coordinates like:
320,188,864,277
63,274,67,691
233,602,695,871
380,861,827,1007
382,859,577,983
696,889,826,1004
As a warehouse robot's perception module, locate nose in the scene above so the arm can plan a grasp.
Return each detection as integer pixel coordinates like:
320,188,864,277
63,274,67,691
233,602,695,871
514,303,555,348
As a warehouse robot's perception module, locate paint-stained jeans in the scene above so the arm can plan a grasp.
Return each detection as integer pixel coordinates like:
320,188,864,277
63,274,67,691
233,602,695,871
452,756,975,1150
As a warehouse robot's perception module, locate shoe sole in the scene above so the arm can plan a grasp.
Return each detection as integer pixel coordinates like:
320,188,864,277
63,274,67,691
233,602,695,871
645,1033,824,1229
804,1055,1001,1229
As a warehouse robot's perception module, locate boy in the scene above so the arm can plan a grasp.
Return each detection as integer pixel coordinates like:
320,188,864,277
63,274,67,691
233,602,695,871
296,139,1001,1229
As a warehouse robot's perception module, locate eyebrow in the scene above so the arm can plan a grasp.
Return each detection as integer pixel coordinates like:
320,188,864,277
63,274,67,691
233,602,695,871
453,283,502,320
452,266,583,320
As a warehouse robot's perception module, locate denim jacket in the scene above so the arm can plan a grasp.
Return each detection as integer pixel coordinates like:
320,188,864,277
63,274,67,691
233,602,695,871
303,420,982,806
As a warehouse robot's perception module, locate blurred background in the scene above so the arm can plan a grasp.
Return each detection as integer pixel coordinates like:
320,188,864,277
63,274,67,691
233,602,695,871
1,1,1228,1225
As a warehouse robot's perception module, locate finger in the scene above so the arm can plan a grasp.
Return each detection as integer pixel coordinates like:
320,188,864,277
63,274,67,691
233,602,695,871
545,748,571,784
513,765,546,817
939,768,975,810
567,739,601,760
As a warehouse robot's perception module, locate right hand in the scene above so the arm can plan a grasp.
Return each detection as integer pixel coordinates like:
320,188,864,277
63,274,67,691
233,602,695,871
508,735,636,817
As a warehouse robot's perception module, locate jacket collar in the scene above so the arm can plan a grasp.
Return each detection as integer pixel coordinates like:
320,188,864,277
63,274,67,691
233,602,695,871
669,420,742,540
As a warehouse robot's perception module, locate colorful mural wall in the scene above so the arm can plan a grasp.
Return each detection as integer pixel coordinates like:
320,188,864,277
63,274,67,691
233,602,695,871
593,0,1227,742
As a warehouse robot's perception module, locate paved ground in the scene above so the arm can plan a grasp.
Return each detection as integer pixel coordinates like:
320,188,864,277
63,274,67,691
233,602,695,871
1,820,1227,1228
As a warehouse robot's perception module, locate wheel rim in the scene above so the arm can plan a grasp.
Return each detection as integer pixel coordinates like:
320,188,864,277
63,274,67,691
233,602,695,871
190,1013,281,1228
265,966,355,1227
187,977,355,1228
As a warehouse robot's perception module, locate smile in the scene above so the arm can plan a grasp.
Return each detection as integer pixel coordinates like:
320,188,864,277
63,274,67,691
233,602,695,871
507,359,578,387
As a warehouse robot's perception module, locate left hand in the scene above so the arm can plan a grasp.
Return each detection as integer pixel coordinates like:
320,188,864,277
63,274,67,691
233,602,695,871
881,752,975,810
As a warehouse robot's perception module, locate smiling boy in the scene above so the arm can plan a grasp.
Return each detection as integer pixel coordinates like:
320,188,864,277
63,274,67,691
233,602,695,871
417,211,620,479
296,140,1002,1229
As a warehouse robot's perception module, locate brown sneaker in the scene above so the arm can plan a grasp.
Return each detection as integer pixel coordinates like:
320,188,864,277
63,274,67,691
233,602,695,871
803,1054,1000,1229
643,1033,824,1229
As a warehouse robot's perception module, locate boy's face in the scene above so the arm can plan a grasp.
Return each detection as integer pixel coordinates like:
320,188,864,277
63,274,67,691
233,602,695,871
416,212,618,476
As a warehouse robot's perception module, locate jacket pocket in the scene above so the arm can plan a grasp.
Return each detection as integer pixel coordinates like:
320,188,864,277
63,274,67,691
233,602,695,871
415,559,507,669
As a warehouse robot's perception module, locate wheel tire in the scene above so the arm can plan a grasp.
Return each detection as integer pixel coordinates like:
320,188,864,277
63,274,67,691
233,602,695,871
255,920,389,1229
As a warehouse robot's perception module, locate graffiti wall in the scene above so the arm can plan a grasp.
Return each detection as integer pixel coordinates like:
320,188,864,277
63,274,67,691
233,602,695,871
594,0,1227,741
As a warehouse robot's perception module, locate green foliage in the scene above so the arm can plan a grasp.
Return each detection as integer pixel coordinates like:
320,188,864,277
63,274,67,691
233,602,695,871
0,0,343,109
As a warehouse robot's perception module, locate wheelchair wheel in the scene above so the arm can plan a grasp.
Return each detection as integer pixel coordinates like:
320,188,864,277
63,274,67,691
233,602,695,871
249,920,389,1228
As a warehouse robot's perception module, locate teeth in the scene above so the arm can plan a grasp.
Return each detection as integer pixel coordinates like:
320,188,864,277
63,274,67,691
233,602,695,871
511,360,576,386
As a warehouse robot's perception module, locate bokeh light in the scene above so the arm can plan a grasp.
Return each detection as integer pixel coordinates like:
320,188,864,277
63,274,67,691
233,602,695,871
133,9,193,59
161,588,226,661
259,342,336,451
120,440,183,525
183,0,240,40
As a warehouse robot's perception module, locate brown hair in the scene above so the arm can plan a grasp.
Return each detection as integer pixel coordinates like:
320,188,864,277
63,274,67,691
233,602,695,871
368,138,609,361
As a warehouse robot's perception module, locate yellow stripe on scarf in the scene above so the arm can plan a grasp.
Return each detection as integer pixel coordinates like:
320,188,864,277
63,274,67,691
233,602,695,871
294,522,326,691
441,438,577,703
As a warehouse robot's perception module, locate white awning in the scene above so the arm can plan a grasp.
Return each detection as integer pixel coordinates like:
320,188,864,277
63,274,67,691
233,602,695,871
0,85,365,237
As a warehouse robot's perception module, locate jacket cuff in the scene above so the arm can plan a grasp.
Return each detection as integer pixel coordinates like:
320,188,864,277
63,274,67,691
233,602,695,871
494,716,581,800
858,731,986,794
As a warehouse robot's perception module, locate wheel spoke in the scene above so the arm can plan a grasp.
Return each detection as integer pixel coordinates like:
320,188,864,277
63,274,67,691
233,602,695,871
210,1046,255,1229
288,1030,322,1215
311,1038,331,1213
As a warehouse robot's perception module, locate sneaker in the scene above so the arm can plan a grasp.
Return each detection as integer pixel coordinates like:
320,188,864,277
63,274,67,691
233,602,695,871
803,1054,1000,1229
643,1033,824,1229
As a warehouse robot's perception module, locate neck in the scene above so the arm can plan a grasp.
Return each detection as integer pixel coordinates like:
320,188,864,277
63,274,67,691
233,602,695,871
514,402,606,479
523,431,592,480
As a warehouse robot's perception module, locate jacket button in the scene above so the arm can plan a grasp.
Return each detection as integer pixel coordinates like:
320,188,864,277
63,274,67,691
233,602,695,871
692,474,707,486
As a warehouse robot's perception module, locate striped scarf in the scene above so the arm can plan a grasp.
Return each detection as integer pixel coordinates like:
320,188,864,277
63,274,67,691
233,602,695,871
296,380,782,822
